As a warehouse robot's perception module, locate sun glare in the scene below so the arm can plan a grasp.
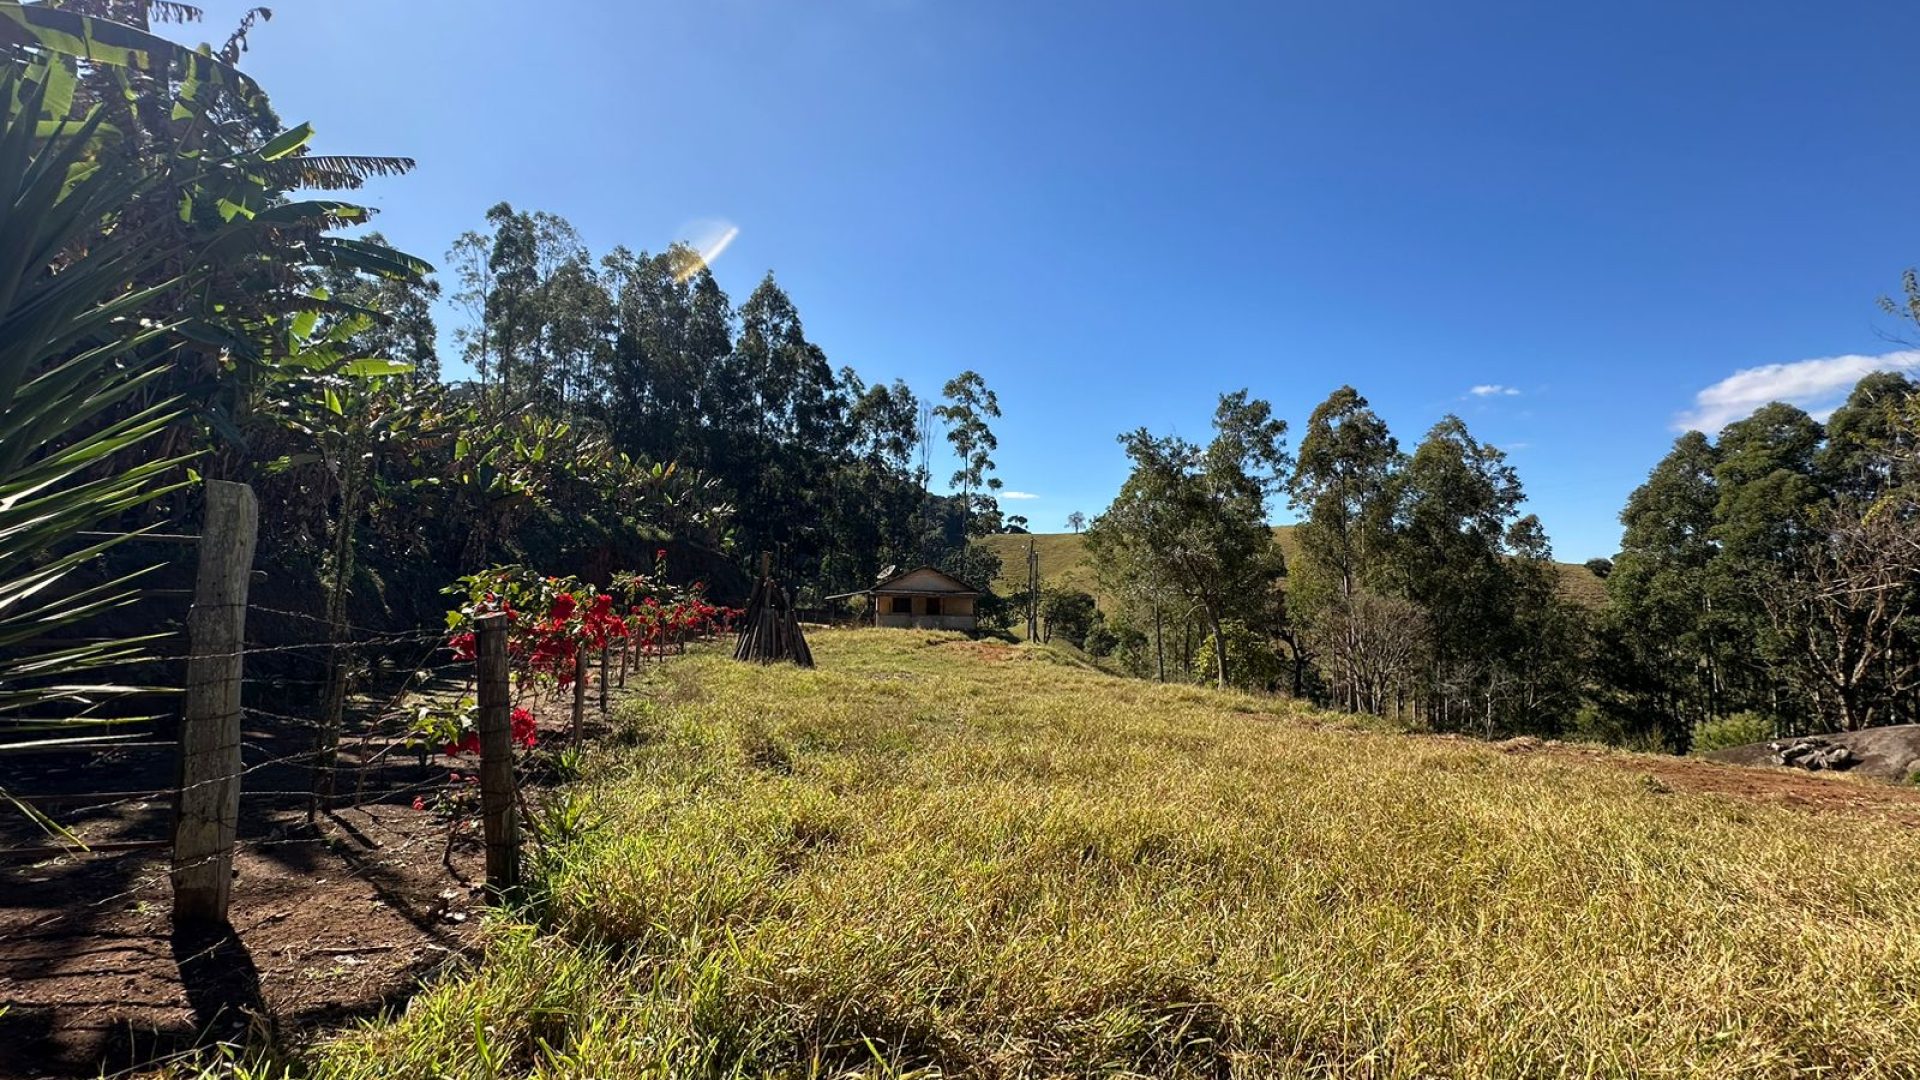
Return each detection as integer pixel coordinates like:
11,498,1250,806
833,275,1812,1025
673,218,740,282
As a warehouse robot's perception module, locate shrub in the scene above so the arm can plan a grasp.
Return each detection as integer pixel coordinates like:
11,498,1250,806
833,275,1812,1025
1083,623,1118,657
1691,712,1776,755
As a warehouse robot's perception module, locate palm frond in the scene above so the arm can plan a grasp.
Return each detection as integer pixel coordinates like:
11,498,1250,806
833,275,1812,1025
215,4,268,65
145,1,202,24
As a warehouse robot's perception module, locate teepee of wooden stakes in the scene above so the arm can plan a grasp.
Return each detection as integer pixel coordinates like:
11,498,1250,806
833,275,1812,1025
732,557,814,667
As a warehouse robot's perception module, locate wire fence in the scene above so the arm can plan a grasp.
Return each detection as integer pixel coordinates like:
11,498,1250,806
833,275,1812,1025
0,497,483,900
3,483,669,935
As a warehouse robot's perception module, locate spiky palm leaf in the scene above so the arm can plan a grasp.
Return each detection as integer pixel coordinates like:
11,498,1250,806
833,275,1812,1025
0,62,193,763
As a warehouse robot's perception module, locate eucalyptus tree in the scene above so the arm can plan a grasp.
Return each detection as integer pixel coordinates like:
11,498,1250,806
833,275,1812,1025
1603,431,1724,746
448,203,591,400
1394,416,1528,728
1287,386,1403,710
1088,391,1289,689
1818,372,1916,502
1708,402,1827,716
935,370,1004,537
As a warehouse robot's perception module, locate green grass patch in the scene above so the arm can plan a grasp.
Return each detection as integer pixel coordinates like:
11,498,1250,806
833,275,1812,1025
282,630,1920,1078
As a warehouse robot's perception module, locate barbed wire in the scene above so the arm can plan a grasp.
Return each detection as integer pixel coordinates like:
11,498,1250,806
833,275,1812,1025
0,601,629,951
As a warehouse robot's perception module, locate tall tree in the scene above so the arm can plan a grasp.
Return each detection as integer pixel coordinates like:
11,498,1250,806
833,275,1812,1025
1395,416,1527,729
1087,391,1289,688
1818,372,1916,502
1709,402,1827,716
1287,386,1403,711
935,370,1003,538
1603,430,1724,747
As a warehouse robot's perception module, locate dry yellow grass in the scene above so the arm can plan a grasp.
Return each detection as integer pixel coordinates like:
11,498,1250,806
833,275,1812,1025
284,631,1920,1079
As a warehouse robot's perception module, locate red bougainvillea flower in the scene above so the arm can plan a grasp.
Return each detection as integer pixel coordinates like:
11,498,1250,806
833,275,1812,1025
447,631,477,661
511,707,539,749
548,592,577,623
443,730,482,757
656,548,668,562
411,796,426,811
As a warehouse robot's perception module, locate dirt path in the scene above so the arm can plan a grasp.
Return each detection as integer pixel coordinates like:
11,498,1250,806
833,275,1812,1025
1502,736,1920,823
0,690,585,1079
1,805,485,1078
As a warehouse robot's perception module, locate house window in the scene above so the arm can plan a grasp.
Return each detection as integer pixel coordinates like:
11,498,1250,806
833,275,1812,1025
925,597,942,616
889,596,912,615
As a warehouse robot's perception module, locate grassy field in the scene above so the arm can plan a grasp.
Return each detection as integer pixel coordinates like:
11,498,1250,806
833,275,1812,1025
977,530,1608,611
279,631,1920,1078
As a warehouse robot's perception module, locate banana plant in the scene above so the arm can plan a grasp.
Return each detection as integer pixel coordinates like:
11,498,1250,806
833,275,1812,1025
247,299,417,811
0,1,432,466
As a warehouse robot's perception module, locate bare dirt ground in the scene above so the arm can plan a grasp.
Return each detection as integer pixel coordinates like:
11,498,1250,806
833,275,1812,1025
1,805,484,1078
1502,736,1920,823
0,689,584,1079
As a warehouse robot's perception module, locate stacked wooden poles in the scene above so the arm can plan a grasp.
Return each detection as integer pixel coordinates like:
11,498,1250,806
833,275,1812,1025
732,571,814,668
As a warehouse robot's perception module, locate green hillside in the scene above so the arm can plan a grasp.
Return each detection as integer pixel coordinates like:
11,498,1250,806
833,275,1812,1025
980,530,1607,609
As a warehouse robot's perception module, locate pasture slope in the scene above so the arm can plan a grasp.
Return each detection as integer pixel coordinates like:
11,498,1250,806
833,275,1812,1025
977,531,1609,610
279,630,1920,1079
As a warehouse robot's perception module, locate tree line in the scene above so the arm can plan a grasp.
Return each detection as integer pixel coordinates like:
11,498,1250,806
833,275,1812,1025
5,2,1024,759
1602,364,1920,748
430,202,1020,603
1083,387,1578,738
1079,363,1920,748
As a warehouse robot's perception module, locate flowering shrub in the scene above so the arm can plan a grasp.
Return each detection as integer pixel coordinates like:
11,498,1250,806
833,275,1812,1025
411,698,540,761
443,566,606,687
614,552,741,659
428,561,738,775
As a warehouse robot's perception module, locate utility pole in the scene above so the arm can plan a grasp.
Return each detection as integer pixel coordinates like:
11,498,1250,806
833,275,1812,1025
1030,538,1039,641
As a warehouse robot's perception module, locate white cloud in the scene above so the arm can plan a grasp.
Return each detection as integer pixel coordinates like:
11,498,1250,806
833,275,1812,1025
1469,384,1521,397
1675,350,1920,432
1002,490,1039,500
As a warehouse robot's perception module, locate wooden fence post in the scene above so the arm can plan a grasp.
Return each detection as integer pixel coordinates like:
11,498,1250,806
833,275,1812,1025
599,647,609,712
172,480,259,928
474,612,519,900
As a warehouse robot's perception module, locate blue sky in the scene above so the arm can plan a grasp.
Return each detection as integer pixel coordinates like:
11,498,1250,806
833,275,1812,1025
200,0,1920,560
